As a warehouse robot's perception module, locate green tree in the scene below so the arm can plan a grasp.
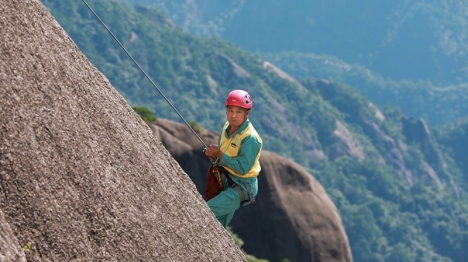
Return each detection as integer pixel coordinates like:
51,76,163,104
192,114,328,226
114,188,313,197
132,106,157,123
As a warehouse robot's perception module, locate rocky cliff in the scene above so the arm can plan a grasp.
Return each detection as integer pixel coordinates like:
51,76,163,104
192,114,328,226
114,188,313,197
0,210,26,262
0,0,244,261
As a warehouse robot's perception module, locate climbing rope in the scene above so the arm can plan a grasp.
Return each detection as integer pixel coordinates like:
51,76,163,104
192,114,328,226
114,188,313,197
80,0,209,151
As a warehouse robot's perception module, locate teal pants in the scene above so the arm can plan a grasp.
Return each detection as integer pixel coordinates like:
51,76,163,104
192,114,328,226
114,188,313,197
207,174,258,228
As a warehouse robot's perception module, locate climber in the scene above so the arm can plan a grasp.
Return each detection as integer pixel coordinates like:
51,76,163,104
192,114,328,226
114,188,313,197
204,89,263,228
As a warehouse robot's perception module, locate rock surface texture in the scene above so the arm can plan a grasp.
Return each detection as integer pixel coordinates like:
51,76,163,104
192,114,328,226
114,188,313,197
0,209,27,262
0,0,245,261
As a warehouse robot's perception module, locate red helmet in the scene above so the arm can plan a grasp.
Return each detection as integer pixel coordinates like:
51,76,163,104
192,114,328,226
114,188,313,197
225,90,252,110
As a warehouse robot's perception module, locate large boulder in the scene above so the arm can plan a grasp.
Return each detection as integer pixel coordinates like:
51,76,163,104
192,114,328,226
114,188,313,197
0,0,245,261
152,119,353,262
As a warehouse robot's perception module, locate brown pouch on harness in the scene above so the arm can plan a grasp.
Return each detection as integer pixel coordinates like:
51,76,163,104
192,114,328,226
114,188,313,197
205,165,223,201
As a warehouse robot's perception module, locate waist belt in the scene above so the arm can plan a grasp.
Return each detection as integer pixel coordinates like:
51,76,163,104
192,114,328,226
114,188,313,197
219,166,256,206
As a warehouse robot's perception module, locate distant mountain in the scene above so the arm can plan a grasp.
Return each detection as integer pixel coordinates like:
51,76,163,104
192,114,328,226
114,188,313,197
41,1,468,261
132,0,468,85
260,51,468,127
125,0,468,127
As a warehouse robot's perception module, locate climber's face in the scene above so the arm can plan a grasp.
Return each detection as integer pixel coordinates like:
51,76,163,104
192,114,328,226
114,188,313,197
226,106,249,128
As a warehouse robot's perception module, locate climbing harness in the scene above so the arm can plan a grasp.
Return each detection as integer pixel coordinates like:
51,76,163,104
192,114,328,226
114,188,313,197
219,166,256,206
81,0,209,152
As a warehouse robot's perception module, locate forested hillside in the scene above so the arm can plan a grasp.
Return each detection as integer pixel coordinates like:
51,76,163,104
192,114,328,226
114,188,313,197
435,117,468,185
261,52,468,127
125,0,468,127
131,0,468,84
41,1,468,261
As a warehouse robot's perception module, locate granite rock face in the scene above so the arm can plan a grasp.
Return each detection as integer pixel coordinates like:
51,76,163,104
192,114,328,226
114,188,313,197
0,209,26,262
0,0,245,261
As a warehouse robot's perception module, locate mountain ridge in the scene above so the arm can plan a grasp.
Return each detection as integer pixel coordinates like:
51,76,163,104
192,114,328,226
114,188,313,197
127,0,468,126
